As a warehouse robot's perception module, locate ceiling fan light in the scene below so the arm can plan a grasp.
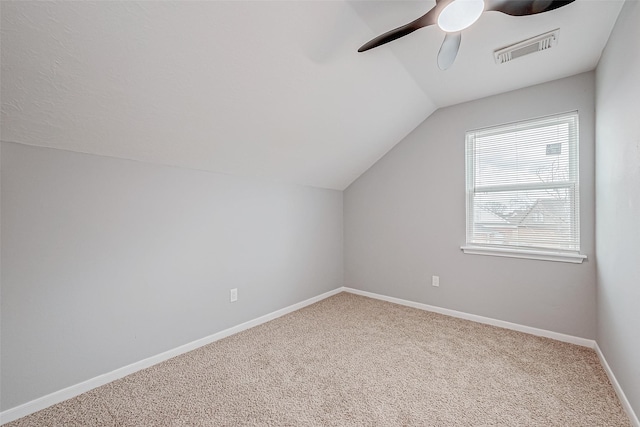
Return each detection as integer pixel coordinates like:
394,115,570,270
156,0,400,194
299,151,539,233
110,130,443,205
437,0,485,33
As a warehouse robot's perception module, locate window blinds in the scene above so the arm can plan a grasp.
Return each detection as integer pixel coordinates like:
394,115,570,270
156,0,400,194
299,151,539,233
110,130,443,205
465,112,580,253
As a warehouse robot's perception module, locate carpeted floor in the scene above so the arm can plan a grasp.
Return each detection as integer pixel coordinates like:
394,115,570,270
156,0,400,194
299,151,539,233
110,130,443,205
7,292,630,426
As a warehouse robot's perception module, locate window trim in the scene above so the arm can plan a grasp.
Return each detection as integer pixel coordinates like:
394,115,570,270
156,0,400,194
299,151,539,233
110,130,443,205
462,111,586,263
460,245,586,263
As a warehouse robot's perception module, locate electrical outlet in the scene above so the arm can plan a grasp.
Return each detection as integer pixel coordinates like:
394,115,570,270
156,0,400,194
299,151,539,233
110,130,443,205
230,288,238,302
432,275,440,287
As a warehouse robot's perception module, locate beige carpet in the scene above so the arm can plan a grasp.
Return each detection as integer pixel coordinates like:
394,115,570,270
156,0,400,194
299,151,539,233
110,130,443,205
7,292,630,426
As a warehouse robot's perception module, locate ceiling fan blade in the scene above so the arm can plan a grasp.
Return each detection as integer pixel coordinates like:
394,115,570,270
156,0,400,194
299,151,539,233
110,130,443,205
358,8,438,52
485,0,575,17
437,32,461,70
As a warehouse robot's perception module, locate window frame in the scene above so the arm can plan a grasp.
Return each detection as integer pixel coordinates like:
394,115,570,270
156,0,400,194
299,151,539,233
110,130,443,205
461,111,586,264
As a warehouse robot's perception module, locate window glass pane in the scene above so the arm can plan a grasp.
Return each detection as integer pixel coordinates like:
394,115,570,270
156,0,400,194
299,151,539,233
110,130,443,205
475,123,572,187
471,188,577,251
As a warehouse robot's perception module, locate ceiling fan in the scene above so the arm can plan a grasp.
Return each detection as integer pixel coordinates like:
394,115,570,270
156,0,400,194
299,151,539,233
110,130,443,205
358,0,575,70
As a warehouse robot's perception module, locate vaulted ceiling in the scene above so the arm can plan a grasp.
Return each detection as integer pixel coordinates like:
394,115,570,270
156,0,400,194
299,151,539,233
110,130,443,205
1,1,624,190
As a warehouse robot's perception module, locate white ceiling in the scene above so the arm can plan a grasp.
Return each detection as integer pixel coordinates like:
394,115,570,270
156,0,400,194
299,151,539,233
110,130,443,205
0,1,623,190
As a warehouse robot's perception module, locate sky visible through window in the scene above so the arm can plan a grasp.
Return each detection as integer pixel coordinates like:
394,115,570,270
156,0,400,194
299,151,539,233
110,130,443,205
475,124,570,188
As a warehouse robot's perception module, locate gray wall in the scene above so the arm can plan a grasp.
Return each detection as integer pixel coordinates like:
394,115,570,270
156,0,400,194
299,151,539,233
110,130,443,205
0,141,343,410
595,0,640,417
345,72,596,339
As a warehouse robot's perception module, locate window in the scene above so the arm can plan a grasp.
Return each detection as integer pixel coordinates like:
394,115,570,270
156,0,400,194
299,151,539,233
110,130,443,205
462,111,586,263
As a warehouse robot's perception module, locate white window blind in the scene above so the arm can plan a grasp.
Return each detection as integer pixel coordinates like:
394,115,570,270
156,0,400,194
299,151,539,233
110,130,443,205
465,112,581,256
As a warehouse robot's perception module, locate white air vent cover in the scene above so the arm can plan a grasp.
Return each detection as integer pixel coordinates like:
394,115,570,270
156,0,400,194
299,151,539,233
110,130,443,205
494,29,559,64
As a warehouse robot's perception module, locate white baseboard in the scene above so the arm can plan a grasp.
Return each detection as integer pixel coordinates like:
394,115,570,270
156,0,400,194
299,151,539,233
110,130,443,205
342,287,595,348
344,287,639,426
595,343,640,427
0,287,343,425
4,287,636,427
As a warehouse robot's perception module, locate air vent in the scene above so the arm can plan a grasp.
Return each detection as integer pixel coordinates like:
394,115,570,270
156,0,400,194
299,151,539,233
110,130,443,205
494,29,559,64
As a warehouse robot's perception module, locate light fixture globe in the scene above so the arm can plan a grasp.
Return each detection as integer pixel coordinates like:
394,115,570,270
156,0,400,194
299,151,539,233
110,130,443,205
437,0,485,33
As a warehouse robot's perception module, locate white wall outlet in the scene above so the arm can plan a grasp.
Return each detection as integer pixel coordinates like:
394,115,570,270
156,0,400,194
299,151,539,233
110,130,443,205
230,288,238,302
432,275,440,287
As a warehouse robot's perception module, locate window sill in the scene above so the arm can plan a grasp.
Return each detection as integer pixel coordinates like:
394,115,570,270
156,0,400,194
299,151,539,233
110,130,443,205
460,246,587,264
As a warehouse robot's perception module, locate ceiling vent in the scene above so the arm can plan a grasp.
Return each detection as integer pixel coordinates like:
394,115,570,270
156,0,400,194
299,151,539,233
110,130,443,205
494,29,559,64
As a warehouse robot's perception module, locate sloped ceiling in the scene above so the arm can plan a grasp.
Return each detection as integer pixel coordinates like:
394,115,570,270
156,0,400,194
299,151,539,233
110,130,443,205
0,1,624,190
